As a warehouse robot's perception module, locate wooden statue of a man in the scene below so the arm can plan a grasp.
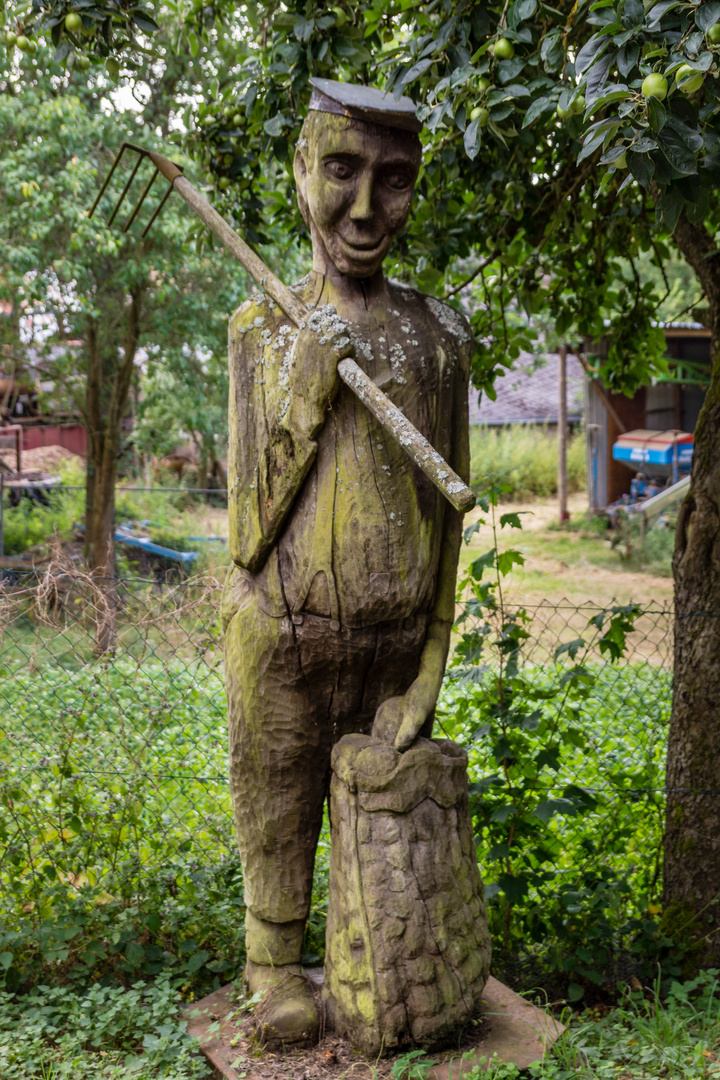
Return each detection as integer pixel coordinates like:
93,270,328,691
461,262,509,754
221,78,472,1044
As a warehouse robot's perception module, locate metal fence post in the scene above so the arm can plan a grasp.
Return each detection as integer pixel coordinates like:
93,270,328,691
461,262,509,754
0,472,4,558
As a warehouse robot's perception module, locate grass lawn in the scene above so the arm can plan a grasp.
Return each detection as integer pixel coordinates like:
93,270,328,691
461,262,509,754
459,493,675,611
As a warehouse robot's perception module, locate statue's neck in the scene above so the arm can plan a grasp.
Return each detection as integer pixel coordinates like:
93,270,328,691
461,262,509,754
310,244,388,316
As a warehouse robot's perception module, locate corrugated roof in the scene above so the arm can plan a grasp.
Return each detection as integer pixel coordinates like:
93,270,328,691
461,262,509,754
470,352,585,425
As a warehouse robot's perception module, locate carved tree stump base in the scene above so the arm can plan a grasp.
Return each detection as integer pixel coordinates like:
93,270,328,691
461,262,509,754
323,734,492,1056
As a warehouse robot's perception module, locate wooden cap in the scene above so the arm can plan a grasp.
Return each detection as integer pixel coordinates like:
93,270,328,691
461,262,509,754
308,77,421,133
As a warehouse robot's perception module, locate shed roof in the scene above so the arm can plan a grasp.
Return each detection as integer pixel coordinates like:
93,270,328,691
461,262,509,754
470,352,585,426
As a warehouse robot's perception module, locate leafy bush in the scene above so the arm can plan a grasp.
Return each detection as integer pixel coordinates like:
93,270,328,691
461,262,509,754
0,976,211,1079
0,656,245,995
611,510,676,576
1,461,85,556
0,519,681,1074
469,425,586,499
444,483,674,997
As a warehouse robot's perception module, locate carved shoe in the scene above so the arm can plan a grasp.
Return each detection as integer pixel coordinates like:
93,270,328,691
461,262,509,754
246,959,319,1046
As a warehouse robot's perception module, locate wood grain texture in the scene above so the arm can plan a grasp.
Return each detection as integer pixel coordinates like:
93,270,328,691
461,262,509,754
172,173,473,511
323,734,492,1055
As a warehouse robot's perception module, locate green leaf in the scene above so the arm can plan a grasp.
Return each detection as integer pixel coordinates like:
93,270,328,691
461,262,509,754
696,1,720,32
647,96,666,132
499,512,524,529
568,982,585,1001
496,549,525,576
186,950,211,973
578,125,617,162
575,34,609,76
521,96,555,127
536,746,562,771
496,872,529,903
146,912,161,934
622,0,644,27
464,117,482,160
54,42,71,64
586,54,615,102
395,58,433,92
515,0,538,19
646,0,681,25
125,941,145,966
657,128,697,175
463,519,483,543
132,12,159,33
263,113,286,137
0,952,13,970
469,549,496,579
554,638,585,661
627,149,655,186
534,798,578,823
490,83,531,100
616,41,639,77
497,57,527,83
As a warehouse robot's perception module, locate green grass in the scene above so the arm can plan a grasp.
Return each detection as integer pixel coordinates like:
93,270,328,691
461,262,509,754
469,426,586,500
396,971,720,1078
457,508,676,604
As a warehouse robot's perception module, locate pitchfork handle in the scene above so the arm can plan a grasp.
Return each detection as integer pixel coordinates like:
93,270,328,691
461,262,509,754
150,154,475,514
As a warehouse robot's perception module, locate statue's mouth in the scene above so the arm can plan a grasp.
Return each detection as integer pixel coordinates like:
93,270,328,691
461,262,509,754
335,233,387,259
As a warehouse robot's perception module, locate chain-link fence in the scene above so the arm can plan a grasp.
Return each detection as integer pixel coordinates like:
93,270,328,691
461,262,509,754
0,566,675,991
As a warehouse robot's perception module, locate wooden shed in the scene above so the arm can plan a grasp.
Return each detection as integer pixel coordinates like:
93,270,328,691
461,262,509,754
585,324,710,510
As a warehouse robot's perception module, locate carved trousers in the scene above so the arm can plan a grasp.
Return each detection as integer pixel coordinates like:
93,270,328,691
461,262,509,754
223,586,428,925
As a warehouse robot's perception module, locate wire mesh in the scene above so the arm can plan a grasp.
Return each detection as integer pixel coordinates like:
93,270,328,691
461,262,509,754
0,569,230,925
0,569,676,980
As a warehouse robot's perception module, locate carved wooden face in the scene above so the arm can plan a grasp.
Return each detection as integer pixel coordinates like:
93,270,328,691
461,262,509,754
295,115,420,279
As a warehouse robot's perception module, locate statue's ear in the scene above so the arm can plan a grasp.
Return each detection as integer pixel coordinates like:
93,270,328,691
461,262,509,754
293,145,311,228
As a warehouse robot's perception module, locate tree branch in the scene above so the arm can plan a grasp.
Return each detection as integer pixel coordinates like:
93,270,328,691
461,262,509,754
672,212,720,318
442,249,501,299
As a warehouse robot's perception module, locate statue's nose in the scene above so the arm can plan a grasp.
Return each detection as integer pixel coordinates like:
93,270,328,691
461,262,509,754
349,173,374,222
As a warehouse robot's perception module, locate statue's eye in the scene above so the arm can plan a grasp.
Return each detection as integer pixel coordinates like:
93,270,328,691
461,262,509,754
325,160,354,180
384,172,412,191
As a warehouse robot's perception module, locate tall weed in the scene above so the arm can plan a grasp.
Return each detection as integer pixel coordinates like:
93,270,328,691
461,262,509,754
469,425,586,499
1,461,85,556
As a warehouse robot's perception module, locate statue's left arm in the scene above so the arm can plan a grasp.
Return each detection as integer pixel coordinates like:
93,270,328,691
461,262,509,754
373,330,472,751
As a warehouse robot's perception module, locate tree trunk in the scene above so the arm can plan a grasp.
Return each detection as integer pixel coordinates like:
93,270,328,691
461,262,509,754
85,317,101,568
663,212,720,965
84,289,143,652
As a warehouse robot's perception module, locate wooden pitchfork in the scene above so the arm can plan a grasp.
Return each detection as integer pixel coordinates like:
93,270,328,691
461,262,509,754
89,142,476,513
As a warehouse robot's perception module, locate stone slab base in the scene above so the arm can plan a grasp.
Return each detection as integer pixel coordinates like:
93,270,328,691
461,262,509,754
185,973,565,1079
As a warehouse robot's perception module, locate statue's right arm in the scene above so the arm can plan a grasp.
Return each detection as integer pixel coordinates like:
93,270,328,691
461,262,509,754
227,298,353,573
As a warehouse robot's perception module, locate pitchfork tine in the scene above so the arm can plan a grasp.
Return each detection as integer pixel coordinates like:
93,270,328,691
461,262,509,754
141,181,174,238
108,152,144,227
122,166,158,233
88,142,138,220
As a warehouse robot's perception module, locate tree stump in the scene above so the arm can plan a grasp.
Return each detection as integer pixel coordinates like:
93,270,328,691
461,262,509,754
323,734,491,1056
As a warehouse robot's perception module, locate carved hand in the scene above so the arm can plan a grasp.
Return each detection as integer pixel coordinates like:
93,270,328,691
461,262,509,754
279,305,355,440
371,621,451,752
